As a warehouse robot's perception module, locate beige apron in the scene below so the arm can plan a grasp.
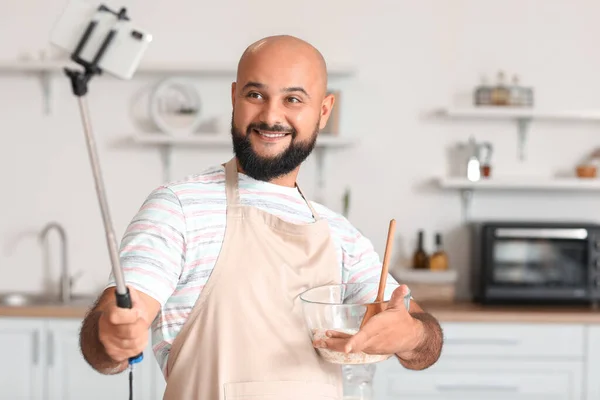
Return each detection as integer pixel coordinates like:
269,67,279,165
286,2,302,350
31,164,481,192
162,158,343,400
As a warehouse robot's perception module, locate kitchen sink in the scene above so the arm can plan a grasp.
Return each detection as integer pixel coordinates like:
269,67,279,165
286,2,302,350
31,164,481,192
0,292,97,307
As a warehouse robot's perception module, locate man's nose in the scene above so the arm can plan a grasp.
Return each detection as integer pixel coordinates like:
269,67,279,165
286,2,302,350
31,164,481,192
258,100,285,128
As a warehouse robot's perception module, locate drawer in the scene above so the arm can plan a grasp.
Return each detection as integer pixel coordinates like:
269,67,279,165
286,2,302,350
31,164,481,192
374,358,583,400
386,371,570,398
439,322,584,358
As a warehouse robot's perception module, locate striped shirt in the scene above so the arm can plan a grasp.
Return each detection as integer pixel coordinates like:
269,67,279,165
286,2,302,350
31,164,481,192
105,164,395,376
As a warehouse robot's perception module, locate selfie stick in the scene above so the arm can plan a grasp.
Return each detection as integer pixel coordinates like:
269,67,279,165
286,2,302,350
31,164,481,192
62,5,143,367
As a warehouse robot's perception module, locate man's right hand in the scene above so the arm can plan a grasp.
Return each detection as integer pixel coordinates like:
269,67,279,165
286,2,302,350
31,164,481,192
98,286,151,364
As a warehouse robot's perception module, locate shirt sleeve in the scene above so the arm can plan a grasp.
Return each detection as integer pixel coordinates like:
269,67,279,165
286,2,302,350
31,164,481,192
341,222,400,302
104,186,186,306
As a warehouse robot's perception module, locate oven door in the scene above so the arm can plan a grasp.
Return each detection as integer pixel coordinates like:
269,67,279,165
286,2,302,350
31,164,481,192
482,227,590,303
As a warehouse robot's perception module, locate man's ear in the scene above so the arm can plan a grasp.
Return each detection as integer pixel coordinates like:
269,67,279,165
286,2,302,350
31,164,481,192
231,82,236,108
319,92,336,130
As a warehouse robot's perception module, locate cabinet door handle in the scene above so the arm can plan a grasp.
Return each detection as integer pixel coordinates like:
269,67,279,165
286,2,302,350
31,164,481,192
32,330,40,365
47,331,54,366
436,384,519,392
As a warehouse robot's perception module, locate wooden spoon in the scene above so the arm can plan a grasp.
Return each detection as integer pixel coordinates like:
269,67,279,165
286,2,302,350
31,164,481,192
359,219,396,329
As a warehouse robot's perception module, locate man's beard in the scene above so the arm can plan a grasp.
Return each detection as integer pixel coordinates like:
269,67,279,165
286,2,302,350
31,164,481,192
230,116,319,182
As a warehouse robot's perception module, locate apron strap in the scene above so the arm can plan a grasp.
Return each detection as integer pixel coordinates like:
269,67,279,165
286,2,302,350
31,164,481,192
225,158,241,206
296,184,321,221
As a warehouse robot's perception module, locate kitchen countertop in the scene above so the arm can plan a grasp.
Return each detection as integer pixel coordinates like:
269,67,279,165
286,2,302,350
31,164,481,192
0,303,91,319
3,300,600,324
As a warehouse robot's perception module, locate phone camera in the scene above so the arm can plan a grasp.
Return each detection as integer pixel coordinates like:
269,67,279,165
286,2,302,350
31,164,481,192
131,30,144,40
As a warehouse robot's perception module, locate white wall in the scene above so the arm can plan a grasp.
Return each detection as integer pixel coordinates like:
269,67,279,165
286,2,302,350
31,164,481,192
1,0,600,300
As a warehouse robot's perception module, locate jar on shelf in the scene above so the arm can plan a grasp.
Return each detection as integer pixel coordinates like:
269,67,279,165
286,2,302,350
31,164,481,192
490,71,510,106
473,76,492,106
509,75,523,106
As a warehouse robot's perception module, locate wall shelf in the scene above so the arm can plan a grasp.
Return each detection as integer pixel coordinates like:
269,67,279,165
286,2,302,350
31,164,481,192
433,107,600,161
0,59,356,115
0,59,356,76
2,55,358,206
435,107,600,121
436,176,600,222
437,176,600,191
128,133,358,203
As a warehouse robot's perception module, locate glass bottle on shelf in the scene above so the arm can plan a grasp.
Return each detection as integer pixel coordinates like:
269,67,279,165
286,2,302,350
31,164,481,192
509,75,523,106
429,233,449,271
412,230,429,269
490,71,509,106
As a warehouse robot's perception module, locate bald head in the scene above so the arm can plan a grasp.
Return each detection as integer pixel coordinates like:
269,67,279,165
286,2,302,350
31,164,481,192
236,35,328,95
229,35,336,183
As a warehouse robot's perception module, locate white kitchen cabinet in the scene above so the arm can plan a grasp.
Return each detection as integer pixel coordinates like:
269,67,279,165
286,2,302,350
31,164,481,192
374,357,583,400
154,364,167,399
585,325,600,400
0,317,162,400
441,322,585,358
2,317,598,400
373,322,585,400
0,318,45,400
46,319,152,400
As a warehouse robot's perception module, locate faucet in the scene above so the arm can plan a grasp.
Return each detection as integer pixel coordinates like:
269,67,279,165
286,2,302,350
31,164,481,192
39,222,71,303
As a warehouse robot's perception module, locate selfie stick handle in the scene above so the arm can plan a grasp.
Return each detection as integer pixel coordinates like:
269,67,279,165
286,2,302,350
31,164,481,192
64,5,142,367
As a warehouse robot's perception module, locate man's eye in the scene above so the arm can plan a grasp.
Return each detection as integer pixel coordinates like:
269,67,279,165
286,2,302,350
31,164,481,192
287,97,301,103
247,92,262,99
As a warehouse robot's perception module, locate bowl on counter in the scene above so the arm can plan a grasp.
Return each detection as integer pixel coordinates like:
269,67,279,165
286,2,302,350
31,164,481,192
299,283,411,365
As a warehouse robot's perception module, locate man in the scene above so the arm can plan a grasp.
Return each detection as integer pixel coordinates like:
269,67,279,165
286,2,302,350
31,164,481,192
80,35,443,399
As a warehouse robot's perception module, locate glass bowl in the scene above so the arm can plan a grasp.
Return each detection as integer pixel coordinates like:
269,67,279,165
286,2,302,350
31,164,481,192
299,282,411,365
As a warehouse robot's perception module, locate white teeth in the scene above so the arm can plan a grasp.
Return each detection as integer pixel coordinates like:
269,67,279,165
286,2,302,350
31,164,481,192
258,132,286,138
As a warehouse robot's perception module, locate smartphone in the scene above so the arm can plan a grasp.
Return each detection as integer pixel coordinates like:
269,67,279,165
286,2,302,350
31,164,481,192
49,0,152,80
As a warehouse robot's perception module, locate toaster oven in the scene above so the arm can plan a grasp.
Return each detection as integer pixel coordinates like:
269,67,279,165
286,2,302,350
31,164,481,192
470,221,600,305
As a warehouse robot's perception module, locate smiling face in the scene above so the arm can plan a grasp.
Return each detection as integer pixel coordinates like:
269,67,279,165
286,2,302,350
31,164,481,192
230,36,335,182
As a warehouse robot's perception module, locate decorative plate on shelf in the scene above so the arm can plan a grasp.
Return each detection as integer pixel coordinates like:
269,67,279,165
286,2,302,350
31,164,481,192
148,77,202,137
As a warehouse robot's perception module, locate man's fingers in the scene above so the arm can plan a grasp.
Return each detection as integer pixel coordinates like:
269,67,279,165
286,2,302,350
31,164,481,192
346,314,386,352
324,330,353,339
345,329,371,353
314,329,370,353
388,284,411,309
104,336,137,351
128,286,146,312
313,330,353,353
101,334,147,362
313,337,351,353
315,324,387,354
113,320,148,340
107,307,140,325
127,286,151,324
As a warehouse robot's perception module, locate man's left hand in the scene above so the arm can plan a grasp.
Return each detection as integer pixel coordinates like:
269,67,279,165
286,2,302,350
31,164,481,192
312,284,424,358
